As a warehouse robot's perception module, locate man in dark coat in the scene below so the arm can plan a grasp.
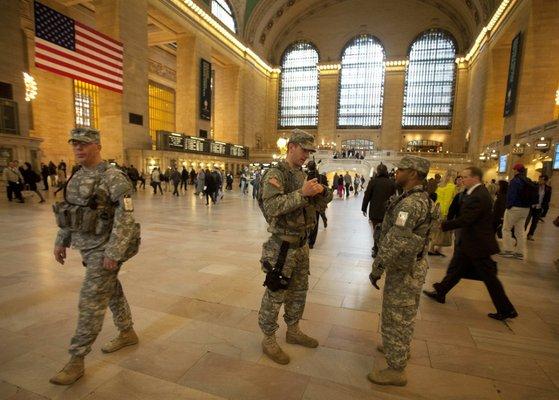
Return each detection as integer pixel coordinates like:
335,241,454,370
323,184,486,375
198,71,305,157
525,174,552,240
204,168,216,205
189,168,197,185
41,163,50,190
362,163,396,257
180,166,189,192
423,166,517,321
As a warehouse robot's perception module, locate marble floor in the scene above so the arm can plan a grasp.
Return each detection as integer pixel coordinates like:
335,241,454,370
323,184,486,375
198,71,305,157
0,185,558,400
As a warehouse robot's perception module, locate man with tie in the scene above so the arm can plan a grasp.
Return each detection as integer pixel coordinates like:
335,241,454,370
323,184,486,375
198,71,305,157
423,166,517,321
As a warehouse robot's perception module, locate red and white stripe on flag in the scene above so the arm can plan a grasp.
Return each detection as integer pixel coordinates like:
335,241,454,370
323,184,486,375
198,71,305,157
34,5,123,93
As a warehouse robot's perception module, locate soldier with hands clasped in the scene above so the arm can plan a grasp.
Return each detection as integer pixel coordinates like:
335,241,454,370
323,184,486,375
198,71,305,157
368,155,437,386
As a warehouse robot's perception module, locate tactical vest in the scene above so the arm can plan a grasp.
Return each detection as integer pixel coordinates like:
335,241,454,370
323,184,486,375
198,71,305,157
385,187,438,260
257,163,314,235
52,165,119,235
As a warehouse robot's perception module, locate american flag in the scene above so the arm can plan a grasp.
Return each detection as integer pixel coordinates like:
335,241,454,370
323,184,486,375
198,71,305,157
34,1,123,93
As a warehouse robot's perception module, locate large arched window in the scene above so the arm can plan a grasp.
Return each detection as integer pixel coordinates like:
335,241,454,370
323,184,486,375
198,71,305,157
278,42,319,128
211,0,237,33
337,35,385,128
402,30,457,128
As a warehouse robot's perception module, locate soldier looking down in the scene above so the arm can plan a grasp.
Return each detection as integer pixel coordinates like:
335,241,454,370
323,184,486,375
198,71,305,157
257,129,333,365
50,128,141,385
368,155,437,386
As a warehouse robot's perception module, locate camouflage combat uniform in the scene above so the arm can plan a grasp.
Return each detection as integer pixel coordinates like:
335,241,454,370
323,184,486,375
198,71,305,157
371,179,435,371
55,161,138,357
258,160,333,335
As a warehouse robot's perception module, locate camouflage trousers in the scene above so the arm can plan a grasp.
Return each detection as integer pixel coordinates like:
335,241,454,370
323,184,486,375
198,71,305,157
258,241,309,336
380,259,428,370
69,250,133,357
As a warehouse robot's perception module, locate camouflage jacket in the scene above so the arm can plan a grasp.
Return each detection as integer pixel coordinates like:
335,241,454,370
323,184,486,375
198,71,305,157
261,161,333,238
55,161,137,261
372,185,436,277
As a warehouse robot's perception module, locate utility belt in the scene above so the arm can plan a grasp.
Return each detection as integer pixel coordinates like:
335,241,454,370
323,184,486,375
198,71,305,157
52,201,114,235
271,234,307,249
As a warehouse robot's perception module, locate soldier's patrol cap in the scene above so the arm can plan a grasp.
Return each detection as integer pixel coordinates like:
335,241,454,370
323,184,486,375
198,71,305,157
396,155,430,175
288,129,316,152
68,127,101,144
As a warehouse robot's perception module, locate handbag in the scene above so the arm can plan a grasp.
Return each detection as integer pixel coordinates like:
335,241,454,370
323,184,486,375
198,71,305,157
431,225,452,247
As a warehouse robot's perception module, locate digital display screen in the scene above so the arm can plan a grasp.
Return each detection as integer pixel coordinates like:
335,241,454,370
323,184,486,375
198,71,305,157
499,154,508,173
211,142,226,155
156,131,248,159
185,137,205,152
168,134,184,149
553,144,559,170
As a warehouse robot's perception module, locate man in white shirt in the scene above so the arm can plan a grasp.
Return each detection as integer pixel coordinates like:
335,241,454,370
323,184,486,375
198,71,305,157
3,160,25,203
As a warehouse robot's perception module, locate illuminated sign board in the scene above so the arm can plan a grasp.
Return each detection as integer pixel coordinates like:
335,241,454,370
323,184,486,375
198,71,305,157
499,154,508,173
553,144,559,170
156,131,249,159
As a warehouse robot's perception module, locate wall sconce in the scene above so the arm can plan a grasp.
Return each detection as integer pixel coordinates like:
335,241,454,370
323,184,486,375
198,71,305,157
23,72,38,101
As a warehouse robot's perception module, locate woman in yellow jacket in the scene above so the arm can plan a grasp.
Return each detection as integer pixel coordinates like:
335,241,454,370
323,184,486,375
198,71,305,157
429,171,456,256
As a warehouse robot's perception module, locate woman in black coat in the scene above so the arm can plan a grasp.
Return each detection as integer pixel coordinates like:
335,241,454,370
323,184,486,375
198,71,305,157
22,162,45,203
204,168,215,205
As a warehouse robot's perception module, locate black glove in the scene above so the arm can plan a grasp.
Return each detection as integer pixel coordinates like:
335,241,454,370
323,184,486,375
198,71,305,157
369,272,380,290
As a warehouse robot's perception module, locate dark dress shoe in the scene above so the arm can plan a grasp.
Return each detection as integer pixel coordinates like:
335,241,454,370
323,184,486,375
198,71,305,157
422,290,445,304
488,310,518,321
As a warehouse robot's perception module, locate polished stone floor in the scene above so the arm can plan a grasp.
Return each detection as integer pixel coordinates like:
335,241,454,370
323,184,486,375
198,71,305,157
0,184,558,400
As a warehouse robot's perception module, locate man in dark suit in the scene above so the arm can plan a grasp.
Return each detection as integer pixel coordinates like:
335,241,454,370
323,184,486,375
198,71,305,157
423,166,517,321
525,174,552,240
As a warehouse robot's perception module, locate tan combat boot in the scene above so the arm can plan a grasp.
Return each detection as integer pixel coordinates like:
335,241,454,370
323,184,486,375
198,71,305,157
49,356,84,385
367,367,407,386
286,323,319,348
376,343,410,359
101,328,139,353
262,334,290,365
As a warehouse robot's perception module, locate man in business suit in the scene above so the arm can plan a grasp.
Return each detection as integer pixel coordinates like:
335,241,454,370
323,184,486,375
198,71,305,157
525,175,552,240
423,166,517,321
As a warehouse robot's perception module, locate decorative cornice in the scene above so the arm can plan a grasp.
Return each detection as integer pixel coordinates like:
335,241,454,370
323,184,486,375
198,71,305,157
149,59,177,81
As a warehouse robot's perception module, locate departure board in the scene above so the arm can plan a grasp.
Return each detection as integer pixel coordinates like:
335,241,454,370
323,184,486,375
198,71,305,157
156,131,249,159
168,133,184,149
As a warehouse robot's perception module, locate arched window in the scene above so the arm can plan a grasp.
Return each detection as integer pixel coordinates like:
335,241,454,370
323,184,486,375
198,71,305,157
211,0,237,33
402,30,457,128
337,35,385,128
278,42,319,128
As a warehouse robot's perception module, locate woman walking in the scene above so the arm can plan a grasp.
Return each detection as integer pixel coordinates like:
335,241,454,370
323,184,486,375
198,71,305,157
22,162,45,203
150,167,163,194
195,169,205,195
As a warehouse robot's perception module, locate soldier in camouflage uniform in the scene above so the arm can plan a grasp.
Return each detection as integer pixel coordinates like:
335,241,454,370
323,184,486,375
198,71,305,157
50,128,141,385
258,129,333,364
368,155,436,386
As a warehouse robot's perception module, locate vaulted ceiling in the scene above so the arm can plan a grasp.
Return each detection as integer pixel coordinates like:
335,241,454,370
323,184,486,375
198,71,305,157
242,0,500,63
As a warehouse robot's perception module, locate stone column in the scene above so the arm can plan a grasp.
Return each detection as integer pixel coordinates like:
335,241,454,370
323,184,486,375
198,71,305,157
317,68,339,147
450,64,470,153
214,63,240,143
263,72,279,149
508,0,559,134
0,0,29,137
95,0,150,163
176,34,212,137
380,66,405,151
